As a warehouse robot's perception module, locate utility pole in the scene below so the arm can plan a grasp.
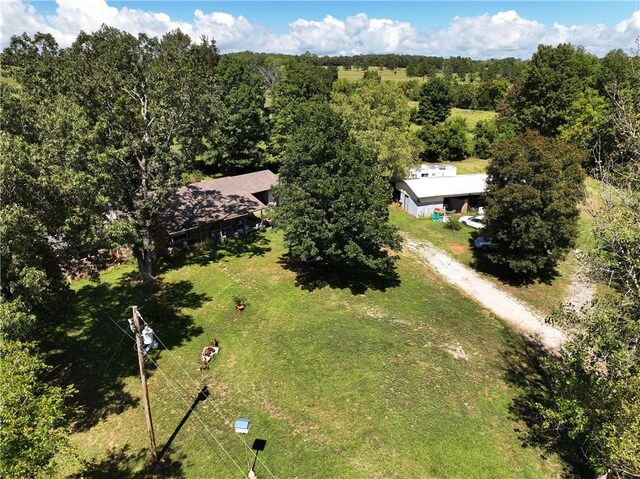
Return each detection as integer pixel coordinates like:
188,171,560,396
132,305,158,466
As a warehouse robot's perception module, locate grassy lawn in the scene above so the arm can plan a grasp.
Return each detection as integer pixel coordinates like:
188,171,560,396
338,66,417,82
389,205,592,316
52,230,566,478
449,108,497,129
450,157,490,174
337,68,478,85
407,106,496,136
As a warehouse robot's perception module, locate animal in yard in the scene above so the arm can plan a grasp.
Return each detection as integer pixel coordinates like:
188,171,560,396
199,339,219,370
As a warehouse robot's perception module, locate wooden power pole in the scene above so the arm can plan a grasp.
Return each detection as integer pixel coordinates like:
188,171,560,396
132,306,158,466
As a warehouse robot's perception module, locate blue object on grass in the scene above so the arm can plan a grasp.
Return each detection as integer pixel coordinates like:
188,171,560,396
234,418,251,434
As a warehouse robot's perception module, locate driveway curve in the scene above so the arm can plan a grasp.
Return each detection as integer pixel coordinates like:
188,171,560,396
404,236,565,353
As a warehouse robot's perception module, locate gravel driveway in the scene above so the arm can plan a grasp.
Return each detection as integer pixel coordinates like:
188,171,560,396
404,236,565,352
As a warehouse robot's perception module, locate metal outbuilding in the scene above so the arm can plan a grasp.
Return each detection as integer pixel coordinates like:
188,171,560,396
396,174,487,217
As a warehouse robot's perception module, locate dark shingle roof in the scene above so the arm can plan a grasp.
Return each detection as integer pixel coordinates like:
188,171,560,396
162,170,277,234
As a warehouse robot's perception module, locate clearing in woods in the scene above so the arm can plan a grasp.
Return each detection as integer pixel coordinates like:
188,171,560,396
54,230,568,478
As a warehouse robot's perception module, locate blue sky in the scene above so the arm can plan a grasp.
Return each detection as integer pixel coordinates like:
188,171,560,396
138,1,638,30
3,1,639,58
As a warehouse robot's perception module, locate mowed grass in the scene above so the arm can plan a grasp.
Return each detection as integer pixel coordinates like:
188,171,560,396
337,67,477,84
57,230,565,478
338,66,416,82
449,108,496,130
390,200,594,316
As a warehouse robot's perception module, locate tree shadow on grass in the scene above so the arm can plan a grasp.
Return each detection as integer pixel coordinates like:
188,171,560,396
71,445,186,479
501,334,594,478
468,233,561,286
42,275,207,432
158,231,272,272
277,254,401,294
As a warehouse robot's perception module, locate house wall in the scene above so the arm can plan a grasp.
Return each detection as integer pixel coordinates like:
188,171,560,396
167,215,263,250
400,190,444,217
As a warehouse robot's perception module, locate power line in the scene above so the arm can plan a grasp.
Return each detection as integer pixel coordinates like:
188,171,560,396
144,353,247,478
152,331,278,479
106,315,246,478
102,329,128,375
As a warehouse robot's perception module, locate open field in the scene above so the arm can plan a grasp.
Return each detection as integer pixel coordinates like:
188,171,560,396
449,108,496,129
52,230,566,478
337,67,476,84
448,157,490,174
338,66,416,82
407,105,496,134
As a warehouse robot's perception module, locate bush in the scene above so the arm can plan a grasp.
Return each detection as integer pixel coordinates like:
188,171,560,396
444,220,462,230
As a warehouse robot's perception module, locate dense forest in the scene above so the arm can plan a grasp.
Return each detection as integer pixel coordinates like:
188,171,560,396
1,27,639,478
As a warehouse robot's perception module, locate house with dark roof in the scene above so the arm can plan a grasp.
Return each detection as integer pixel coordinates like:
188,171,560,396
161,170,277,248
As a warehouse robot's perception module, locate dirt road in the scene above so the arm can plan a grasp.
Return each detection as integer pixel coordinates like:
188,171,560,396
404,236,566,352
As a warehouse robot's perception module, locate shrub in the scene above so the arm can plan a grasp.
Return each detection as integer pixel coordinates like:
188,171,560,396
444,220,461,231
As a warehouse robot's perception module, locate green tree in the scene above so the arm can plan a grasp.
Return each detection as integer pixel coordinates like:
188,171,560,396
473,119,498,159
0,89,109,337
597,49,633,92
0,341,78,478
361,70,381,83
417,117,471,162
67,27,218,282
529,62,640,479
269,58,336,157
509,44,600,136
476,78,510,110
199,55,268,175
473,118,516,159
559,87,613,154
398,79,421,101
450,82,478,109
332,80,418,179
273,102,402,272
483,131,586,278
416,77,452,125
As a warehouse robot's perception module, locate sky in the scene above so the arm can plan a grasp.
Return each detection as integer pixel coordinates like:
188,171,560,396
2,1,639,59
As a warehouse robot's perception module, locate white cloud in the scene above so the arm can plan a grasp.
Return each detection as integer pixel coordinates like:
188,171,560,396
0,0,62,42
1,0,192,47
1,1,638,59
427,10,546,57
259,13,419,55
193,10,253,50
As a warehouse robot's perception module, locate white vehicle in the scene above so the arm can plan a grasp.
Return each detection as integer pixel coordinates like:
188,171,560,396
459,215,485,229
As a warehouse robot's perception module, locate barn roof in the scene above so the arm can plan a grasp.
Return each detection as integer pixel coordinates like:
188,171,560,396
162,170,277,234
397,174,487,200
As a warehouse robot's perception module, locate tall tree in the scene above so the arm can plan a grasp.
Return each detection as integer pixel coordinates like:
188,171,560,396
1,60,108,336
332,80,418,179
0,341,78,478
522,72,640,478
198,55,268,175
509,43,600,136
417,117,471,163
559,87,614,154
269,58,337,158
273,102,402,272
416,77,452,124
67,27,219,282
483,131,585,278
